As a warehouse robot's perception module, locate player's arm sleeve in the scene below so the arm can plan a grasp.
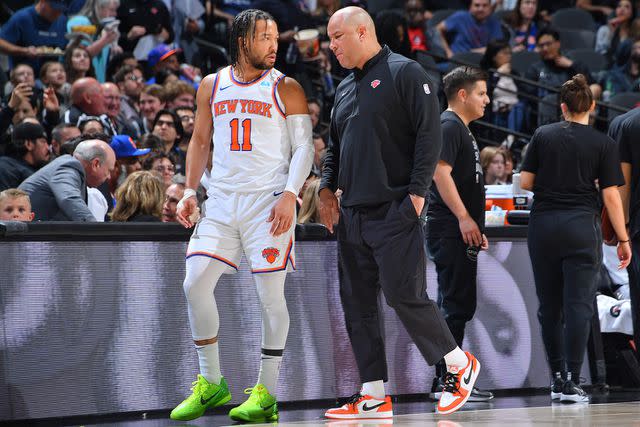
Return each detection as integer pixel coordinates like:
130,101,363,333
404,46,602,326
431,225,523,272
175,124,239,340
396,61,442,198
284,114,314,196
50,164,96,222
319,109,340,193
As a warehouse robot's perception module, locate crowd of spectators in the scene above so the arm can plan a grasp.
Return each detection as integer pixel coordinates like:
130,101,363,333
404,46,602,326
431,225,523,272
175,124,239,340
0,0,639,224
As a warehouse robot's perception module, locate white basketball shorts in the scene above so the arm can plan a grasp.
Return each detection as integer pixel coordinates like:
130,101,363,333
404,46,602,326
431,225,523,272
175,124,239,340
186,189,295,274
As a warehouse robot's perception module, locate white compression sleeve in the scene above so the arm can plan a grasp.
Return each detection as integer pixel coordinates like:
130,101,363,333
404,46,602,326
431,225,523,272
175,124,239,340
183,255,226,340
284,114,314,196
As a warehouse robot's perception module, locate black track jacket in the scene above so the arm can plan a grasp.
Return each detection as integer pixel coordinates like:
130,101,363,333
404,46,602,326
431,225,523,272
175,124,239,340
320,46,442,207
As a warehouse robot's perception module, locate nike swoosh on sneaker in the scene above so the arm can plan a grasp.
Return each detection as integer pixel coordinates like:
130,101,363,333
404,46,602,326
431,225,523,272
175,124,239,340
362,402,386,411
219,85,232,91
200,389,223,405
463,360,474,385
273,191,284,197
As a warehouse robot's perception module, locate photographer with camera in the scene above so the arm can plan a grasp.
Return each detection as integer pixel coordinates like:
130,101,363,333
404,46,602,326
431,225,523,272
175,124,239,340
426,66,493,402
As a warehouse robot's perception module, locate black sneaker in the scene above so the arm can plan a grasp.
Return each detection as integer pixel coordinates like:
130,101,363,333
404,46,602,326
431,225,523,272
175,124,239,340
468,387,494,402
560,380,589,403
551,373,563,400
429,377,493,402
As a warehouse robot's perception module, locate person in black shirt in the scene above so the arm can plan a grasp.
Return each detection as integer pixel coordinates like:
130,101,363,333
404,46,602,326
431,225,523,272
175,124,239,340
319,7,481,418
611,106,640,360
520,74,631,403
426,66,493,403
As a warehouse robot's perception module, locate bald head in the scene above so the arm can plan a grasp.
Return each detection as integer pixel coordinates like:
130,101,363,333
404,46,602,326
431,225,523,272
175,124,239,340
70,78,107,116
328,7,381,70
333,6,376,32
74,139,116,187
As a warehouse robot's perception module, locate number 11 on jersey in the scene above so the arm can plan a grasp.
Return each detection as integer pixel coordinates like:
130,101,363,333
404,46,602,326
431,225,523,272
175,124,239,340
230,118,252,151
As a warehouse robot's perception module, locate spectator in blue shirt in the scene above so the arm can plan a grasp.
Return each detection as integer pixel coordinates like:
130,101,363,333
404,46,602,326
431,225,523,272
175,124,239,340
0,0,69,74
436,0,504,58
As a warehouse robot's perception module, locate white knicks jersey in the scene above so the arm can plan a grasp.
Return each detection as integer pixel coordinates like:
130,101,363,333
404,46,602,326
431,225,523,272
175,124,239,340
208,66,290,193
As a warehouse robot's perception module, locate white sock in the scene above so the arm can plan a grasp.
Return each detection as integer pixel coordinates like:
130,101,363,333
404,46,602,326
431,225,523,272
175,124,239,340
254,272,289,397
258,350,283,396
443,347,468,370
361,380,385,399
196,343,222,384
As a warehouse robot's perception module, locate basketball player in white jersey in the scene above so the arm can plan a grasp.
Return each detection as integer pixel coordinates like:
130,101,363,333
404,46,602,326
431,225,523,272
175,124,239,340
169,9,314,423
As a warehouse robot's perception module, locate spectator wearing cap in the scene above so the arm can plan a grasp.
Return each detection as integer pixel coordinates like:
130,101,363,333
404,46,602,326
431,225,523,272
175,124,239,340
146,44,200,87
18,139,116,221
0,0,69,74
0,122,51,191
63,77,118,136
106,134,151,209
116,0,173,55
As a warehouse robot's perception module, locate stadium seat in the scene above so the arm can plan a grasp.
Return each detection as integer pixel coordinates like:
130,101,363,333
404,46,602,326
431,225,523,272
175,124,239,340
551,8,596,31
511,50,539,76
538,93,559,126
449,51,483,68
367,0,405,16
558,29,596,50
493,9,512,22
427,9,457,29
566,49,607,73
607,92,640,122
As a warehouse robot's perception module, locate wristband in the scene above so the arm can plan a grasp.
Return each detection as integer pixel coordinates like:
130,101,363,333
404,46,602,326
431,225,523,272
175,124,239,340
177,188,197,210
619,239,630,243
182,188,197,200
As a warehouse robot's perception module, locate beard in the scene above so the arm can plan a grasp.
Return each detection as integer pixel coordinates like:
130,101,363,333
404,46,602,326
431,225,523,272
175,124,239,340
247,51,274,70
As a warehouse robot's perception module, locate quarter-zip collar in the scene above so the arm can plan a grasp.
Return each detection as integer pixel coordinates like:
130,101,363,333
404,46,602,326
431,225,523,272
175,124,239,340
353,45,389,80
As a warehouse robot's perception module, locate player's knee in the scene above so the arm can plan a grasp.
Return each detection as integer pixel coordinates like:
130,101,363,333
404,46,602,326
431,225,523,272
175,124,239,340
183,274,207,303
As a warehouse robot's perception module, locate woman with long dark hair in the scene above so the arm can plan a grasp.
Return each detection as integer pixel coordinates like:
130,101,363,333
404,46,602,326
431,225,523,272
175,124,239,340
63,42,96,84
595,0,637,67
504,0,540,52
520,74,631,403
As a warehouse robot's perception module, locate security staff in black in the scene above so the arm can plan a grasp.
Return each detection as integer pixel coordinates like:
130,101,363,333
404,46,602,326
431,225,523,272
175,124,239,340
320,7,481,418
426,67,493,402
520,74,631,404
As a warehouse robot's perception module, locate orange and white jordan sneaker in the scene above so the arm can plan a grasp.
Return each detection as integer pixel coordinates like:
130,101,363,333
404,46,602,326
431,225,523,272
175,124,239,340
325,394,393,419
436,352,481,415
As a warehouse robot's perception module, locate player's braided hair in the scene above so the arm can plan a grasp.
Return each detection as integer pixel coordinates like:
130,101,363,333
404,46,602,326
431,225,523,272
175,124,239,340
229,9,275,69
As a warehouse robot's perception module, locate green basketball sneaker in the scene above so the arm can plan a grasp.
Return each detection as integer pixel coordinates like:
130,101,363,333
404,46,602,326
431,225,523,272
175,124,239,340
228,384,278,423
170,375,231,421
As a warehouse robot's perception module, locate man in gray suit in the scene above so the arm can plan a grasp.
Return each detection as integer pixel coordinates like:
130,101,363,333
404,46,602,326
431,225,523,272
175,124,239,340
19,140,116,221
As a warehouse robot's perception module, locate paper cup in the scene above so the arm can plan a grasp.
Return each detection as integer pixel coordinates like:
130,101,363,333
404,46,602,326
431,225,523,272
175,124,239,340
294,29,320,61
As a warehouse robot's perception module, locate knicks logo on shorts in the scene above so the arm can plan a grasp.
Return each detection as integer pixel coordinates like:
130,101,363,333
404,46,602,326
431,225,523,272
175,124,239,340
262,247,280,264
